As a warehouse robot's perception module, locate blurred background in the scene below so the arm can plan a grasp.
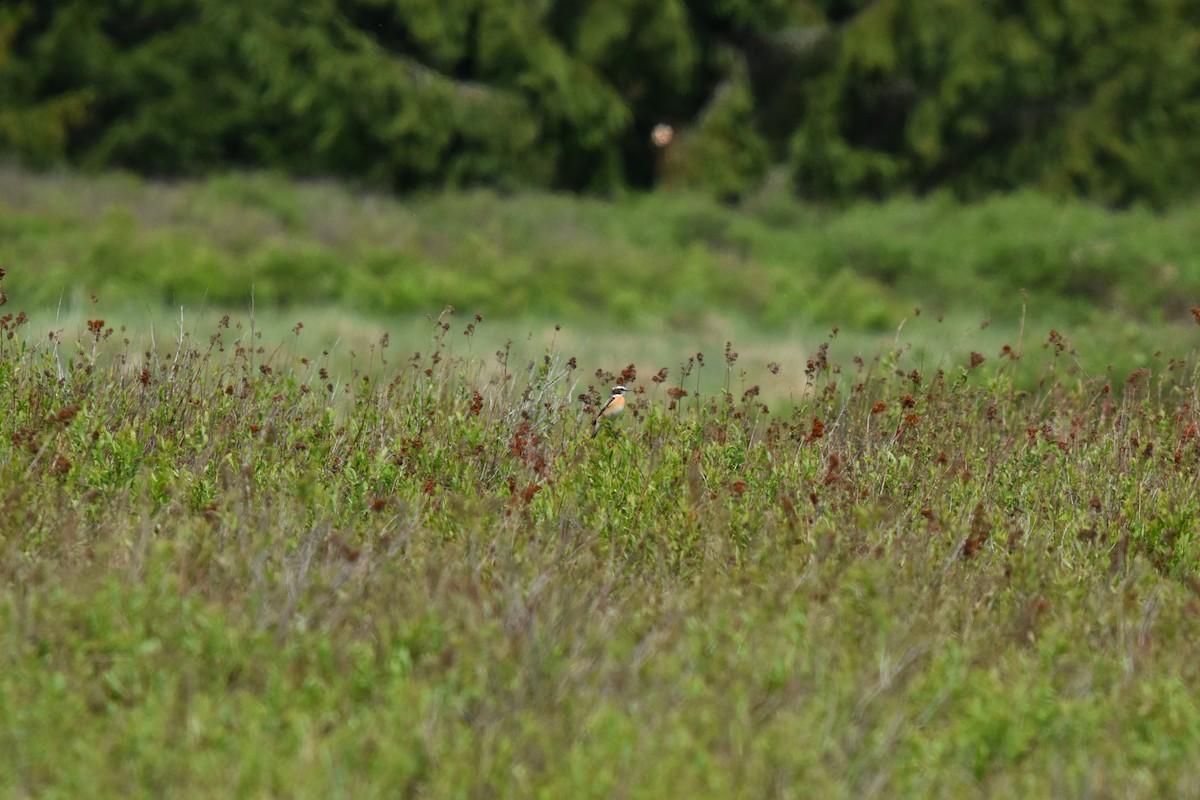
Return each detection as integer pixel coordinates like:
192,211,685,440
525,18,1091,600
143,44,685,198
2,0,1199,385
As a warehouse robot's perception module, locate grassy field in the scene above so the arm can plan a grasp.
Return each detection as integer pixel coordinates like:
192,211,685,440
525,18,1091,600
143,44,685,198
4,167,1200,796
4,162,1199,386
2,302,1200,797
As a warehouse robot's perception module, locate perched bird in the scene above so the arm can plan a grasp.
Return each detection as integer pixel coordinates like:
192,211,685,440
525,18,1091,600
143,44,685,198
592,385,627,438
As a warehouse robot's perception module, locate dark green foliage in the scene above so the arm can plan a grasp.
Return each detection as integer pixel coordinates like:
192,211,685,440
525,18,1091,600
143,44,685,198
791,0,1200,205
0,0,680,191
659,51,771,199
0,0,1197,202
0,3,94,164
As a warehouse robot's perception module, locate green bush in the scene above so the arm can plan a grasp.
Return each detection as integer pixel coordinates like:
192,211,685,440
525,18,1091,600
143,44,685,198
4,167,1200,337
790,0,1200,206
3,1,1197,204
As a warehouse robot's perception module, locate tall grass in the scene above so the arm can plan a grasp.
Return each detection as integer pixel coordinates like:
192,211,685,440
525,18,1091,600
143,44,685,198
4,301,1200,797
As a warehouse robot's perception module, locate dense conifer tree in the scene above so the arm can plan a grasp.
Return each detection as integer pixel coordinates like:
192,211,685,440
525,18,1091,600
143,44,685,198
1,0,1196,204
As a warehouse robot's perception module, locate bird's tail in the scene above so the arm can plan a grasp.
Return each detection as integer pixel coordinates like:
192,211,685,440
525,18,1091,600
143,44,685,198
591,419,600,438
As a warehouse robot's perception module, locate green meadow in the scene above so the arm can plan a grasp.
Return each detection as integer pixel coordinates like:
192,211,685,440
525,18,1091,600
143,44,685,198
4,166,1200,796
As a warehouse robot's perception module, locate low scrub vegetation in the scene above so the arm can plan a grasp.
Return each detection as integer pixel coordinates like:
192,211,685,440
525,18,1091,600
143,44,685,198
4,166,1200,336
3,298,1200,797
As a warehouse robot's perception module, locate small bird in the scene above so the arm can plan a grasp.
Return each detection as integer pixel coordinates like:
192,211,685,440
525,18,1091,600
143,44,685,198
592,385,627,438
